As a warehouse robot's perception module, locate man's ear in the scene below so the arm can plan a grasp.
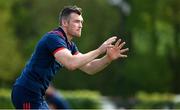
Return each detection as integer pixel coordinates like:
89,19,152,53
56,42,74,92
62,19,68,27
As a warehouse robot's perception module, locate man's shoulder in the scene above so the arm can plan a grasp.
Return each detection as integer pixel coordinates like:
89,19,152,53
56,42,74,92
39,33,64,44
45,32,65,40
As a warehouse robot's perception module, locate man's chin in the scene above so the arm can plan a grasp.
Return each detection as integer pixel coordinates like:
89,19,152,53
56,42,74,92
77,35,81,37
74,34,81,37
74,35,81,38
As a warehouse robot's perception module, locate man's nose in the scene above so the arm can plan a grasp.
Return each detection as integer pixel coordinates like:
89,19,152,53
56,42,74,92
79,22,83,28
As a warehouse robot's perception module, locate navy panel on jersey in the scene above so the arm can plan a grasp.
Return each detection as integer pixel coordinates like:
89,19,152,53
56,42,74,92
12,27,79,109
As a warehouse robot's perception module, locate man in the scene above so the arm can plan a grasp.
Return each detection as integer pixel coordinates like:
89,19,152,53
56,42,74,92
11,5,129,109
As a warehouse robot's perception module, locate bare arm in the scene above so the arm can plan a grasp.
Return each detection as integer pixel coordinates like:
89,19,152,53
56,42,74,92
54,36,117,70
79,39,129,75
54,48,101,70
79,54,112,75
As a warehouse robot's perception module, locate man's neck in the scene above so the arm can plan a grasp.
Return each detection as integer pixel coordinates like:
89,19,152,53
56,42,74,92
61,26,73,43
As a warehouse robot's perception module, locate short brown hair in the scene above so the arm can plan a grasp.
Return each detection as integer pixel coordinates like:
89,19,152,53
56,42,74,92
59,5,82,25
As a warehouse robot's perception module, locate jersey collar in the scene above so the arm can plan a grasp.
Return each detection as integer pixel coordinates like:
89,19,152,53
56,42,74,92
57,27,73,48
57,27,67,38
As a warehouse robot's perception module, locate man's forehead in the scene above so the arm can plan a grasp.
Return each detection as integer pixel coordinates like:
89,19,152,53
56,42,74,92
70,13,83,21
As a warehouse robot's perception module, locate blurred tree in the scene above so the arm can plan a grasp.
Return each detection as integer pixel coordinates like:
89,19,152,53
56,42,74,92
165,0,180,93
11,0,40,59
0,0,23,86
114,0,176,96
3,0,179,96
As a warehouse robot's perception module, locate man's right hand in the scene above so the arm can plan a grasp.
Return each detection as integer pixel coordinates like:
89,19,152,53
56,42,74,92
98,36,117,54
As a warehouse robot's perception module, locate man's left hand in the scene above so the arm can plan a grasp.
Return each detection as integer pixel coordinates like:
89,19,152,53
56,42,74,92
106,39,129,61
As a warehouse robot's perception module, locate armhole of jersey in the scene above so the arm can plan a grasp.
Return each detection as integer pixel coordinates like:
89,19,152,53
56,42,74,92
73,51,79,55
53,47,66,55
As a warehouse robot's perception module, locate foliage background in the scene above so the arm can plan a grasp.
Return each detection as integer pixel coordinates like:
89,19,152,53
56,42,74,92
0,0,179,98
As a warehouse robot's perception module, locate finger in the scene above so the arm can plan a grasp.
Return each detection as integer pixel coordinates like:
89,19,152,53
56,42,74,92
120,54,128,58
106,36,117,44
108,36,117,42
120,48,129,53
118,42,126,49
115,39,121,47
108,36,117,44
107,44,114,48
